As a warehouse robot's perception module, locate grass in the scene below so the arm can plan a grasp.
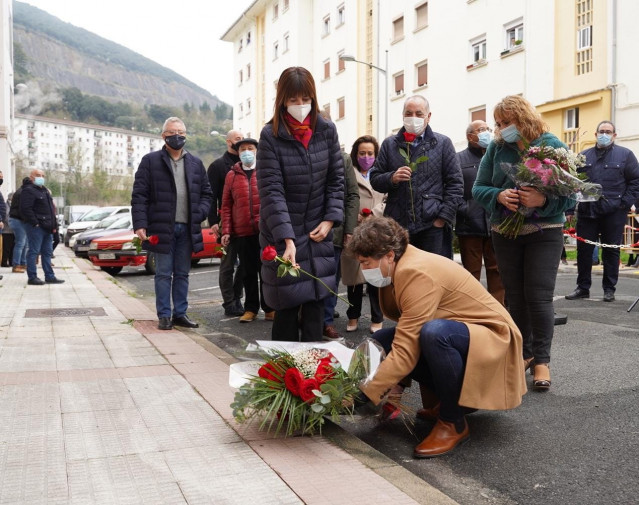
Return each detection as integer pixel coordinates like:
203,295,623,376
564,249,631,264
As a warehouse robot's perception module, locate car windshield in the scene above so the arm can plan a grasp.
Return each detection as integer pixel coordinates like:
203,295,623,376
106,215,132,230
95,215,122,229
79,207,116,222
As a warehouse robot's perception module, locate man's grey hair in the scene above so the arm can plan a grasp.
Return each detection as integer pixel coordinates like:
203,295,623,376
403,95,429,113
596,120,615,133
162,117,186,133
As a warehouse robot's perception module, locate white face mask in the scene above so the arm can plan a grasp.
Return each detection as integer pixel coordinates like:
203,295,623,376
362,258,392,288
287,104,312,123
403,116,425,135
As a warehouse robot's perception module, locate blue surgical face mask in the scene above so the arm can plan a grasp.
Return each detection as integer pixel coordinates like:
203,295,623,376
34,176,45,187
240,150,255,166
477,131,493,148
596,133,613,148
500,124,521,143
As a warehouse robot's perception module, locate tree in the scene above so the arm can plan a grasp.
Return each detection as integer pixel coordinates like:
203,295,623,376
199,101,211,114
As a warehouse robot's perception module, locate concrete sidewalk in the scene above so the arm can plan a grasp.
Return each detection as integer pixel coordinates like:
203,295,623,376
0,249,456,505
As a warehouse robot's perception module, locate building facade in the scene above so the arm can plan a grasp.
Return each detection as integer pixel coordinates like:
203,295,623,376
0,0,14,193
223,0,638,155
13,114,164,181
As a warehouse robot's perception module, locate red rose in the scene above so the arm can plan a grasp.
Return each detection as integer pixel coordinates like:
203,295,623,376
314,362,334,384
403,132,417,143
284,367,304,396
258,362,283,383
299,377,319,403
361,208,372,217
262,245,278,262
148,235,159,245
212,244,224,258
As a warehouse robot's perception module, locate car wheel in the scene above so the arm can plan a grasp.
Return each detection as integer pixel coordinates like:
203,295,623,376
145,253,156,274
100,266,122,276
191,258,201,266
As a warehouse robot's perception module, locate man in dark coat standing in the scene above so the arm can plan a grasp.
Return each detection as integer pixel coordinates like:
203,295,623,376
132,117,213,330
565,120,639,302
20,169,64,285
456,120,505,305
208,129,245,316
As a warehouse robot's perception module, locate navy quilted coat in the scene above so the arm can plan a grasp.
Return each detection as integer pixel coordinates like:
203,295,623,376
257,115,344,310
369,125,463,234
131,147,213,254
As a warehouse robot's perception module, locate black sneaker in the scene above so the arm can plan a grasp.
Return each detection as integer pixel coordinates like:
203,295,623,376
45,277,65,284
28,278,45,285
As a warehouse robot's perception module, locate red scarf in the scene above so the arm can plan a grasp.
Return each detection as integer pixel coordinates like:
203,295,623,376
284,112,313,149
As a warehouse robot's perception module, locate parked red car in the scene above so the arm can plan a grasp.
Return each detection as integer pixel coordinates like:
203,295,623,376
88,229,222,275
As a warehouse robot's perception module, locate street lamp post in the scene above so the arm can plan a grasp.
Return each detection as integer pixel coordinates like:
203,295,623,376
340,51,389,140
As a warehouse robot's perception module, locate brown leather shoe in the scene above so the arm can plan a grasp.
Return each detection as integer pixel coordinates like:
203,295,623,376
413,418,469,458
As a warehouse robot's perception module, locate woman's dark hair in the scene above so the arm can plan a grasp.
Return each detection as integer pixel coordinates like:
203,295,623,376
347,216,409,261
271,67,319,137
350,135,379,169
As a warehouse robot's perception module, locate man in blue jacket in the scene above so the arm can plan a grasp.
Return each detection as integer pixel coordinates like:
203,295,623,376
132,117,213,330
20,169,64,285
370,95,462,257
566,121,639,302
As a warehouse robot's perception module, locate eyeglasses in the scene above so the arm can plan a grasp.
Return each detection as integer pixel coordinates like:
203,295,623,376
597,130,614,135
164,130,186,136
475,127,492,133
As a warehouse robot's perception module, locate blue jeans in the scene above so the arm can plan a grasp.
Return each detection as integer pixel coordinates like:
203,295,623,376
9,217,28,266
154,223,192,319
25,224,55,280
372,319,470,422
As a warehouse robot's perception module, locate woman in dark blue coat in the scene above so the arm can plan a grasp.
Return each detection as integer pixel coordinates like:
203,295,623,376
257,67,344,342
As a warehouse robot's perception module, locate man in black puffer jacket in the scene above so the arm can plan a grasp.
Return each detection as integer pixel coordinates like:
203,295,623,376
131,117,213,330
20,169,64,285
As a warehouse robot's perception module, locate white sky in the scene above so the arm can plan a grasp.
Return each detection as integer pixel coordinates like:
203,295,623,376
20,0,255,105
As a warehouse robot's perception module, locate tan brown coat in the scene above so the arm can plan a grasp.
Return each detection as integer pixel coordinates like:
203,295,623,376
360,245,526,410
341,170,386,285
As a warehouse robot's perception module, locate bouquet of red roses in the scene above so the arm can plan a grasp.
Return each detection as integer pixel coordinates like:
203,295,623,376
230,341,381,436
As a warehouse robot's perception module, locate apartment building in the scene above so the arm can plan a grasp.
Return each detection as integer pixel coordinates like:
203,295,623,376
0,0,13,191
13,114,164,179
223,0,637,153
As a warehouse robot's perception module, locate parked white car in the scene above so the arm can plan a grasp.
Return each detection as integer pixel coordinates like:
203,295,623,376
64,206,131,246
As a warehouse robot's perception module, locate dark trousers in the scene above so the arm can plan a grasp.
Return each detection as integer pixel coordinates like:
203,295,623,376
372,319,470,422
219,237,244,308
410,225,452,259
458,234,505,306
234,235,272,314
323,245,342,326
492,228,563,364
576,211,627,292
272,300,324,342
346,283,383,323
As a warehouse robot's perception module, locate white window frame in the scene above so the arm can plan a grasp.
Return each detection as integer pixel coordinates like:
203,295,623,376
505,19,524,49
273,41,279,60
337,4,345,26
565,107,579,129
577,25,592,49
323,15,331,36
392,16,404,42
415,2,428,30
470,35,487,63
283,32,290,53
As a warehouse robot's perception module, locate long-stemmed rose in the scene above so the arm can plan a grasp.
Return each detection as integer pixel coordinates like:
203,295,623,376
398,131,429,222
132,235,159,254
261,245,351,306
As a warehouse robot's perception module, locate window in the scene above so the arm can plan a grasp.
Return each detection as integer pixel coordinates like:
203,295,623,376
247,98,252,114
337,97,345,119
338,51,345,72
324,59,331,80
393,16,404,41
470,107,486,122
415,3,428,29
565,107,579,129
323,16,331,36
246,64,251,80
238,38,243,53
273,2,279,20
246,31,251,45
239,69,243,84
283,0,289,11
506,22,524,48
283,33,290,52
337,4,345,26
394,72,404,95
239,103,244,118
273,41,279,60
323,103,331,119
472,39,486,62
576,0,593,75
416,61,428,87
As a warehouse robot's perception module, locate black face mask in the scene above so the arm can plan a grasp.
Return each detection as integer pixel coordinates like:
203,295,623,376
165,135,186,150
0,179,3,186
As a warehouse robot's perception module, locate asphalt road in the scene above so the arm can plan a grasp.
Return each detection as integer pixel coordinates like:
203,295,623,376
101,254,639,505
